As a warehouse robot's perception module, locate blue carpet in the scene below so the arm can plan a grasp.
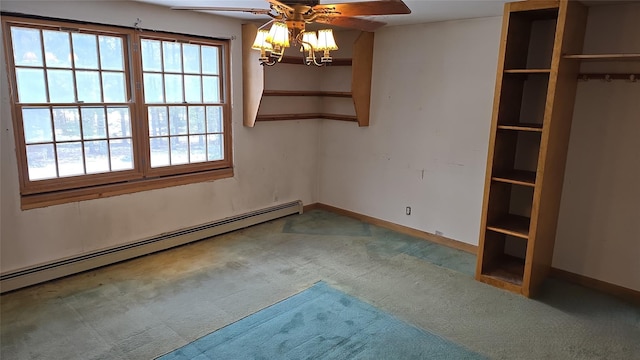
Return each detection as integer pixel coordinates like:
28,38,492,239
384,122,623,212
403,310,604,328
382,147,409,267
158,281,485,359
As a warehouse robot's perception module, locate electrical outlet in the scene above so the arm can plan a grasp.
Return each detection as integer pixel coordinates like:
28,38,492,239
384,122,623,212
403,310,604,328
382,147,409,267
406,206,411,215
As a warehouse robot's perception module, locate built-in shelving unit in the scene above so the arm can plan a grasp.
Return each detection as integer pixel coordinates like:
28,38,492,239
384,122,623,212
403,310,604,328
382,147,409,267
476,0,589,297
242,23,373,127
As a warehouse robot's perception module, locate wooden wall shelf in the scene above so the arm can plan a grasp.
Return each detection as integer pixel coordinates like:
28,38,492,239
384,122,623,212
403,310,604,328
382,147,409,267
242,24,373,127
262,90,352,98
255,113,357,122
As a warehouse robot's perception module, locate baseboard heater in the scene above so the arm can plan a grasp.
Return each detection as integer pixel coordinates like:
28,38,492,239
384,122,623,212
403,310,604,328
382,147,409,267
0,200,303,293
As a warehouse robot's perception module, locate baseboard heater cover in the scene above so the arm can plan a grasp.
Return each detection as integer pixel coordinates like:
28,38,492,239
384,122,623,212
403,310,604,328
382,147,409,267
0,200,303,293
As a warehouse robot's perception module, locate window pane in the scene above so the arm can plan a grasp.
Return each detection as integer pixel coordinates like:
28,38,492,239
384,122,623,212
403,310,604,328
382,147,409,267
188,106,205,134
53,107,81,141
207,134,223,161
26,144,57,180
76,71,102,103
165,74,183,103
141,39,161,72
107,107,131,138
203,76,220,103
102,72,126,102
47,69,75,103
43,30,71,68
183,44,200,74
169,106,187,135
163,42,182,72
99,36,124,71
184,75,202,103
72,33,99,69
11,27,43,67
170,136,188,165
110,139,133,170
81,107,107,139
148,106,169,136
201,46,219,75
85,140,110,174
144,73,164,103
189,135,206,163
150,137,170,168
57,142,85,177
16,68,47,103
206,106,223,133
22,108,53,144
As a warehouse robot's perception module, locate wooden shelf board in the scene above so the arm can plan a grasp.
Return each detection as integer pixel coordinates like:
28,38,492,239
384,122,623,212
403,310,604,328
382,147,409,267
492,170,536,187
262,90,352,98
497,123,543,132
480,255,525,287
504,69,551,74
279,56,352,66
487,215,531,239
255,113,357,122
563,53,640,61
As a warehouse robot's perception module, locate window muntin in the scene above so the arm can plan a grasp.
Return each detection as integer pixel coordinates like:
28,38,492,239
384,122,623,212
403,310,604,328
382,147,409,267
3,17,233,206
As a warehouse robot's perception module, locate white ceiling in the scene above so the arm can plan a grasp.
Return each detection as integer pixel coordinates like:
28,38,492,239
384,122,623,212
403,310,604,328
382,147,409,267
133,0,512,27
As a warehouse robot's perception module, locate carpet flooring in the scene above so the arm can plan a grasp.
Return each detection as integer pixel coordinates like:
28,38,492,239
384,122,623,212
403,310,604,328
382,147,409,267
1,209,639,359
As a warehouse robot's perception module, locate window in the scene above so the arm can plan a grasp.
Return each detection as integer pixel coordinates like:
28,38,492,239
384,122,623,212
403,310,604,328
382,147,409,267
2,16,233,208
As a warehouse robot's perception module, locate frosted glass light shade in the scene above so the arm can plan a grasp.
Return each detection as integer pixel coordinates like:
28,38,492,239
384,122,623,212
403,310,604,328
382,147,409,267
267,22,290,49
300,32,318,52
251,30,273,50
316,29,338,51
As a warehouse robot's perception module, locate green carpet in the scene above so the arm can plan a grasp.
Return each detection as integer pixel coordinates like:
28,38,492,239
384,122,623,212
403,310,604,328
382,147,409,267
158,281,485,359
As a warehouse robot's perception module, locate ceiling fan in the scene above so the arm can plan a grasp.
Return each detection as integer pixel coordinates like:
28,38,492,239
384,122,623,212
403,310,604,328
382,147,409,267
173,1,411,66
172,0,412,32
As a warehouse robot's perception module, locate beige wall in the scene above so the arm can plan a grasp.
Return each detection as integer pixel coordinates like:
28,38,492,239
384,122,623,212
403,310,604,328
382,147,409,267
318,16,501,246
0,1,320,273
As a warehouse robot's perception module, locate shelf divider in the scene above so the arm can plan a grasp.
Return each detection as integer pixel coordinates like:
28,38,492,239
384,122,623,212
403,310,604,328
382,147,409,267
487,215,531,239
497,123,543,132
492,170,536,187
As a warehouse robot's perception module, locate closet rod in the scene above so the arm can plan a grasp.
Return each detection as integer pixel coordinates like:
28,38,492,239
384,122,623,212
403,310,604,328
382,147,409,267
578,73,639,82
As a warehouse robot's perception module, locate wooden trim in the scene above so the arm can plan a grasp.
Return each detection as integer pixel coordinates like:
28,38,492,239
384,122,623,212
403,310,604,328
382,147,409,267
21,167,233,209
302,203,320,212
313,203,478,254
550,268,640,306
